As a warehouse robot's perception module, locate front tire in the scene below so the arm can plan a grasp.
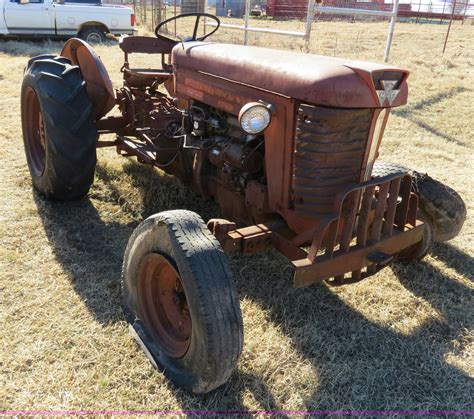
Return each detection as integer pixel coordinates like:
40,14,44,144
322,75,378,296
372,161,466,242
21,55,97,200
372,161,466,260
122,210,243,394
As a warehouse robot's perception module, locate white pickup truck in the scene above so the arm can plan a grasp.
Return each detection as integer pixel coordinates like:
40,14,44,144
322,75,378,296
0,0,136,43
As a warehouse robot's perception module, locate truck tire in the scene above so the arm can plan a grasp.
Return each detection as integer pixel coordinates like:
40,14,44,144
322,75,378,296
21,55,96,201
80,28,106,44
122,210,243,394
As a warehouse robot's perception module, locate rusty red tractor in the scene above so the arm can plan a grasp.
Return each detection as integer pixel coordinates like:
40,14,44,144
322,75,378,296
21,14,466,394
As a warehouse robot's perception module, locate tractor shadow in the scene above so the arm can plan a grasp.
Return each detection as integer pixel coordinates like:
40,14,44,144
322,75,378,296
232,250,473,410
34,159,473,411
32,161,220,326
168,369,284,415
430,242,474,282
33,190,134,324
118,160,474,410
34,162,278,412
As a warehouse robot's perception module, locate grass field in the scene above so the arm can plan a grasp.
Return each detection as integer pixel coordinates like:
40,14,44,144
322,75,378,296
0,19,473,412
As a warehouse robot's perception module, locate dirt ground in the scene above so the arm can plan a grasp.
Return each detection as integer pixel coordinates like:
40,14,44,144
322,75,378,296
0,19,473,412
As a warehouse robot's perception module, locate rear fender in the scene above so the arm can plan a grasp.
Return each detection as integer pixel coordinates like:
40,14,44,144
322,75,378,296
61,38,115,120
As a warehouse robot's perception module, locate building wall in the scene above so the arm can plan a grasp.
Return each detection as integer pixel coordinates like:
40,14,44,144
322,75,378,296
266,0,308,18
266,0,402,19
216,0,246,17
181,0,206,13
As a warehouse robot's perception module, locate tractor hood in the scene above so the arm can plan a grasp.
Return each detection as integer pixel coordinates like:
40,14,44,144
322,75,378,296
172,42,409,108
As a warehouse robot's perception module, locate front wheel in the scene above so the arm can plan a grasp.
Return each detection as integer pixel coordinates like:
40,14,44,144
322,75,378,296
122,210,243,394
372,161,466,260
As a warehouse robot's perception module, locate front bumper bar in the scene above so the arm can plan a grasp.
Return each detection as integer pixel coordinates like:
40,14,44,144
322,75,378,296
292,221,423,287
291,172,423,287
211,172,424,288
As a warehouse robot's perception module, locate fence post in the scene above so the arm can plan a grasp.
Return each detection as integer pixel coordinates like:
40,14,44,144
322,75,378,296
203,0,208,37
244,0,251,45
462,0,468,24
383,0,399,62
151,0,155,30
304,0,316,52
443,0,457,53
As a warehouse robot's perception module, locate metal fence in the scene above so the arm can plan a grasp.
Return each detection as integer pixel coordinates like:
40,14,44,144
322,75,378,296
104,0,474,61
200,0,400,61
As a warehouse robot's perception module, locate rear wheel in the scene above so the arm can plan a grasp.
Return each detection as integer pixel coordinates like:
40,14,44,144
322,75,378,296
80,28,106,44
122,210,243,394
21,55,96,200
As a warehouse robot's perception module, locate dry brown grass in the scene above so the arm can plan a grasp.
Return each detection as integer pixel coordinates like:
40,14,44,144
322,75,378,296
0,20,473,412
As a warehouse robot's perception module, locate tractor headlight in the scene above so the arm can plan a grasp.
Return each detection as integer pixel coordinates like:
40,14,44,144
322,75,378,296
238,102,272,135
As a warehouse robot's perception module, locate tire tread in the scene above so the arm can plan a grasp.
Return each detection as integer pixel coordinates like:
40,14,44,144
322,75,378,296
21,56,97,200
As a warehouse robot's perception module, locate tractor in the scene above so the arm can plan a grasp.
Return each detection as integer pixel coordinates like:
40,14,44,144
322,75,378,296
20,13,466,394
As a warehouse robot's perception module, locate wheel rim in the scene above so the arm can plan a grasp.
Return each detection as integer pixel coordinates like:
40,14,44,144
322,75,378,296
23,87,46,177
86,32,102,44
137,253,191,358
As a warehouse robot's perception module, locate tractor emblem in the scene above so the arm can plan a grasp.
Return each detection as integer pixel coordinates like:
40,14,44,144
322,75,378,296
377,80,400,106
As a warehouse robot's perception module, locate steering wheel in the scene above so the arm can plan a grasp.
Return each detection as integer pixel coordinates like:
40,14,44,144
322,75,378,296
155,13,220,43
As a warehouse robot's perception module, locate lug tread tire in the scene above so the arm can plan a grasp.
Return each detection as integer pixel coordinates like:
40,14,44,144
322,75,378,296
122,210,243,394
21,55,96,200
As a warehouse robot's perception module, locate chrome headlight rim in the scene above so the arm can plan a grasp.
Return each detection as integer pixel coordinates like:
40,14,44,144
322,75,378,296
238,102,272,135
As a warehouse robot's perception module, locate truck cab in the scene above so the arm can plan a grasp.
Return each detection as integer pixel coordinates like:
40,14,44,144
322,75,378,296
0,0,136,41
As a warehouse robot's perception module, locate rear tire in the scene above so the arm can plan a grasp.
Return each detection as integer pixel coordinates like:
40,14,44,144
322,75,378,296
21,55,97,200
122,210,243,394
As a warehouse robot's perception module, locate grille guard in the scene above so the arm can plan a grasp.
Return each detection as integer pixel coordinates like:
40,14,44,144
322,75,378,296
212,172,424,287
292,172,424,286
293,174,423,287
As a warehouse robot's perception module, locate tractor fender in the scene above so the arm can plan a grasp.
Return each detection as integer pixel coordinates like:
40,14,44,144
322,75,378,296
60,38,115,120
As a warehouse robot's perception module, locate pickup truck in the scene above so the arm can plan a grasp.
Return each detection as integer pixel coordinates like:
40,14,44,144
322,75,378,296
0,0,136,43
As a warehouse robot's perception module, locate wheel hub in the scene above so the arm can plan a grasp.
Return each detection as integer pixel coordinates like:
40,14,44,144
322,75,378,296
23,87,46,177
137,253,191,358
86,32,102,44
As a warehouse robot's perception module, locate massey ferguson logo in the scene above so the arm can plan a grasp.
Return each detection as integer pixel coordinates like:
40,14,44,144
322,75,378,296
376,80,400,106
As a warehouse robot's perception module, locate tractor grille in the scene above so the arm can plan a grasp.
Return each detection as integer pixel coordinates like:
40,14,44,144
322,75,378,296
293,104,373,217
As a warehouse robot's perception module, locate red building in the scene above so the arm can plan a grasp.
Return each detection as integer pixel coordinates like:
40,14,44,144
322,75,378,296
266,0,465,22
266,0,395,19
266,0,309,19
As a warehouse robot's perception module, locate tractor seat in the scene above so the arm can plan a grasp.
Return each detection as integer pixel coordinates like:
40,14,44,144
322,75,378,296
119,35,176,55
123,67,172,88
120,36,175,88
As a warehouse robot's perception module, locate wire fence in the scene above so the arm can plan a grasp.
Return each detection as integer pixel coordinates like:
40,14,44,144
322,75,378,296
103,0,474,60
104,0,473,23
